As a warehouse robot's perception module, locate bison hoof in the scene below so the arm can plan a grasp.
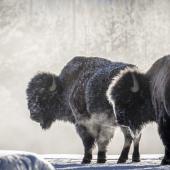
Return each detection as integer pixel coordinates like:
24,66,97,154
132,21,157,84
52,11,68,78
97,159,106,163
117,158,127,164
161,158,170,165
81,159,91,164
132,158,140,162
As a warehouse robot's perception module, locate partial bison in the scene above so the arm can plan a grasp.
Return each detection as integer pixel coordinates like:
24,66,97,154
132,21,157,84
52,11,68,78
26,56,145,164
147,55,170,165
108,55,170,165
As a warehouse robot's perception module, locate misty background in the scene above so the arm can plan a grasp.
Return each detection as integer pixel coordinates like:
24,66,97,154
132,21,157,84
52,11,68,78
0,0,170,155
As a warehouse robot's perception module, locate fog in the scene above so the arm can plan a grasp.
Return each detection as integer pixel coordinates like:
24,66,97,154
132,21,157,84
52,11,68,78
0,0,170,154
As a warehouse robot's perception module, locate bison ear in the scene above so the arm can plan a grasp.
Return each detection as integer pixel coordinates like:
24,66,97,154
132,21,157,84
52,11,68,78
130,73,140,93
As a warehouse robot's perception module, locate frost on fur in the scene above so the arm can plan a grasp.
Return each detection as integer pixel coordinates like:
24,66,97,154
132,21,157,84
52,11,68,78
26,56,145,164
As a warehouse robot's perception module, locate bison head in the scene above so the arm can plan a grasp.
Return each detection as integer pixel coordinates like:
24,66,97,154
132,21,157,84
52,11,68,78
26,72,63,129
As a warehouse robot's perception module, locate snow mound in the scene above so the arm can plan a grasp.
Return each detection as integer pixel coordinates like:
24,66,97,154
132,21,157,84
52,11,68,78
0,151,54,170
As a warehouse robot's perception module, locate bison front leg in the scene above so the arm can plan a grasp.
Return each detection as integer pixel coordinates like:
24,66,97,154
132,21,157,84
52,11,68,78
158,116,170,165
118,127,133,163
76,125,95,164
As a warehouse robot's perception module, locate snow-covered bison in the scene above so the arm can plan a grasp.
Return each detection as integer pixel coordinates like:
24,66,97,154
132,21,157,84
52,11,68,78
0,153,54,170
108,55,170,165
26,56,148,164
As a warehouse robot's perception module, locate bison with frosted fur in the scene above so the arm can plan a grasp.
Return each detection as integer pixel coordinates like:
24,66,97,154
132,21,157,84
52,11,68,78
26,56,150,163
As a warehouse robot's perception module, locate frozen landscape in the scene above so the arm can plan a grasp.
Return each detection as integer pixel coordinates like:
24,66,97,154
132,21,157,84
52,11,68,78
0,0,169,156
1,151,170,170
0,1,170,170
43,154,170,170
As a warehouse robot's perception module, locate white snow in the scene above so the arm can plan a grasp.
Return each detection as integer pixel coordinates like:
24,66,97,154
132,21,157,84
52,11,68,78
0,151,54,170
42,154,170,170
0,151,170,169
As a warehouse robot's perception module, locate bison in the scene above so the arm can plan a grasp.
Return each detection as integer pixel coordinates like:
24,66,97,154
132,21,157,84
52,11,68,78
147,55,170,165
108,55,170,165
26,56,146,164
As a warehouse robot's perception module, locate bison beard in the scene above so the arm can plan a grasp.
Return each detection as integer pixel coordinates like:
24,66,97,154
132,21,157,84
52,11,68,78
26,56,145,164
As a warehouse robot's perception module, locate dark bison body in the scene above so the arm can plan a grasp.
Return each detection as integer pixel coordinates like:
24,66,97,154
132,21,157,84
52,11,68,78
27,56,144,164
108,55,170,165
147,55,170,165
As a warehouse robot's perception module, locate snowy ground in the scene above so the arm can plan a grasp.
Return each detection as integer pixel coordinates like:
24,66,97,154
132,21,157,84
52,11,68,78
0,151,170,170
41,154,170,170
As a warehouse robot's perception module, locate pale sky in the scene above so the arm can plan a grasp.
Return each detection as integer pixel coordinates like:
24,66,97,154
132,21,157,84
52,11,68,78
0,0,170,154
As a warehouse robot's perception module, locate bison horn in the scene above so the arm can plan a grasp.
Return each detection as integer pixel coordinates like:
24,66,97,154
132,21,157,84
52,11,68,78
49,76,57,92
131,73,139,92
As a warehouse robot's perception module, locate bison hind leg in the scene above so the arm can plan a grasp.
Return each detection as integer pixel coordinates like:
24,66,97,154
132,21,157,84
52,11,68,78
158,116,170,165
97,126,115,163
132,133,141,162
118,127,133,163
